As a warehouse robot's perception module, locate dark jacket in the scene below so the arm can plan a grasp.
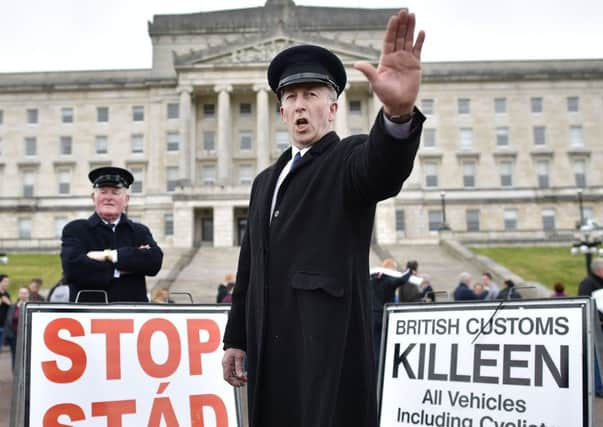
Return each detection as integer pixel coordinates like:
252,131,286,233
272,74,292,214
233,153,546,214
454,282,479,301
61,213,163,303
496,287,522,300
371,269,419,315
578,273,603,326
223,110,423,427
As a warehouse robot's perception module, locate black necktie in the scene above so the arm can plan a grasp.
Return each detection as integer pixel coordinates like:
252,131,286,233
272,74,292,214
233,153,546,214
290,151,302,173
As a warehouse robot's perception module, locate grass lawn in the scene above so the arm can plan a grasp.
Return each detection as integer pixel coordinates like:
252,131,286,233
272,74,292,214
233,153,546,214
0,253,63,296
470,246,588,296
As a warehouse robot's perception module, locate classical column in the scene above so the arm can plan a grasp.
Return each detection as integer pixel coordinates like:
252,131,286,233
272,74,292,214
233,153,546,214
335,87,348,137
213,204,234,247
215,84,233,185
254,83,271,171
147,99,162,193
178,86,193,185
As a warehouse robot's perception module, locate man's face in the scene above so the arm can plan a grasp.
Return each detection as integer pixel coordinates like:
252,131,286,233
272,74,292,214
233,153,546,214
481,275,490,285
92,186,129,222
29,281,40,293
280,83,338,149
18,288,29,302
0,278,8,290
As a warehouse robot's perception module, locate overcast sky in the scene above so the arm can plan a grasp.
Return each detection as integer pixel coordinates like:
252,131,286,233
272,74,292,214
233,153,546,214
0,0,601,73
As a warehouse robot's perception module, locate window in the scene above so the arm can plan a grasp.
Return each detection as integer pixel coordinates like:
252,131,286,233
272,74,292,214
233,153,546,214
499,161,513,187
164,214,174,237
542,209,556,231
166,167,179,192
424,162,438,188
61,107,74,123
132,106,144,122
167,132,180,152
95,136,108,154
203,104,215,117
18,218,32,239
167,103,179,119
423,129,436,148
201,164,216,186
530,97,543,113
466,210,480,232
536,160,550,188
573,159,587,188
349,100,362,114
428,210,442,231
503,209,518,231
23,171,35,197
24,137,37,156
0,109,3,124
421,99,434,115
26,108,38,124
496,127,509,147
130,167,144,194
395,209,405,232
203,131,215,151
494,98,506,114
239,131,253,151
457,98,470,114
239,164,254,185
131,134,144,154
567,96,579,113
54,217,68,239
275,131,289,152
96,107,109,122
58,169,71,194
239,103,252,115
570,126,583,147
463,162,476,188
533,126,546,146
459,128,473,150
60,136,72,155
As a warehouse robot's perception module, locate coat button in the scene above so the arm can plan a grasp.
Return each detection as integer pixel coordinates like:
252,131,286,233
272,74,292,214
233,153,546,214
274,210,280,218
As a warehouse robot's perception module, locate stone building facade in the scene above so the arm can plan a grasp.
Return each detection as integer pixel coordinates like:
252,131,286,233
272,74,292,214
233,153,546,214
0,0,601,250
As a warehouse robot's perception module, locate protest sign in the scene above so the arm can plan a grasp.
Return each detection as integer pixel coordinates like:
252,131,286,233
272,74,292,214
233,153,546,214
14,304,239,427
378,298,593,427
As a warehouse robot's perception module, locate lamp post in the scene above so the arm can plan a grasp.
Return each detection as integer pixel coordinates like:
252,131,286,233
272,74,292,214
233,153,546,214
439,191,450,231
577,188,585,227
571,189,602,274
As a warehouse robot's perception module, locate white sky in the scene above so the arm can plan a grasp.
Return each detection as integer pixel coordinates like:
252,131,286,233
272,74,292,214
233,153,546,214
0,0,601,73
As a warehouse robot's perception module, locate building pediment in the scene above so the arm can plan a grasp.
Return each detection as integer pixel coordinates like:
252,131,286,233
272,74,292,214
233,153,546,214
174,33,379,68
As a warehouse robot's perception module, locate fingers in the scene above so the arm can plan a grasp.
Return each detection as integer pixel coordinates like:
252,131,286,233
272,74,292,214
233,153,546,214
395,10,408,51
353,61,378,84
222,349,247,387
413,30,426,61
382,15,398,55
403,13,415,52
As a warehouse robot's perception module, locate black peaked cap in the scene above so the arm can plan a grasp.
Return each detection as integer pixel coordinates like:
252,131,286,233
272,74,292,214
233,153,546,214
267,44,347,98
88,166,134,189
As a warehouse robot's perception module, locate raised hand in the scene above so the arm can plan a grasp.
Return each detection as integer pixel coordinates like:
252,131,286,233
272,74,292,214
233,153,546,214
354,10,425,117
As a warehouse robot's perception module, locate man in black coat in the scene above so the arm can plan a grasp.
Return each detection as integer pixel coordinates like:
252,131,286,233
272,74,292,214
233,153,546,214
370,259,419,363
221,9,425,427
61,167,163,303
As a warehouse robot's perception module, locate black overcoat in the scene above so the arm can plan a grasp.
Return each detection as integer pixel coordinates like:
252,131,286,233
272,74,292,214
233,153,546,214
223,110,424,427
61,212,163,302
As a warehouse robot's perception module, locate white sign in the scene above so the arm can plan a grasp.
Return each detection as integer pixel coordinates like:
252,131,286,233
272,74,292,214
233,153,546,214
25,305,238,427
378,299,591,427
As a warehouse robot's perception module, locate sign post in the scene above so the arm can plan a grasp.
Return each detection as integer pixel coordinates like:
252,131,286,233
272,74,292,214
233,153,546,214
378,298,594,427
